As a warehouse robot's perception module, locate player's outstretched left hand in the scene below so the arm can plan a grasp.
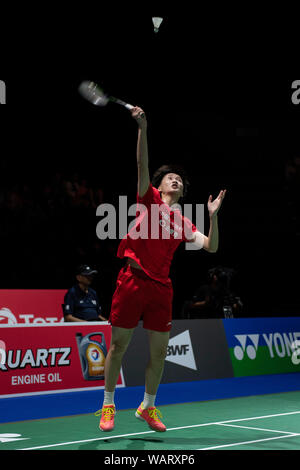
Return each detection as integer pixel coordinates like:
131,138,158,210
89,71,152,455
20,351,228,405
208,190,226,218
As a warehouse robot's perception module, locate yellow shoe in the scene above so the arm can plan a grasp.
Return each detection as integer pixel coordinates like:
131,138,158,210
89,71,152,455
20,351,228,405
135,402,166,432
95,404,116,432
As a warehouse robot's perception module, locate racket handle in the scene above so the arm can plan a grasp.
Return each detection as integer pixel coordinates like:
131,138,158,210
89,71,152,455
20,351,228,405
113,97,144,117
124,102,145,118
125,103,145,118
124,103,134,111
112,96,134,110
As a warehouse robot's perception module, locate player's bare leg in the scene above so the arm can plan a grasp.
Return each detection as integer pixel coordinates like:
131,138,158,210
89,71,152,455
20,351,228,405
145,330,169,395
105,326,134,392
135,330,169,432
98,326,134,431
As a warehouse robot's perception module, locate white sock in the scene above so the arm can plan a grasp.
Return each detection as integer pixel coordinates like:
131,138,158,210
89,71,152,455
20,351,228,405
143,392,156,409
103,391,115,406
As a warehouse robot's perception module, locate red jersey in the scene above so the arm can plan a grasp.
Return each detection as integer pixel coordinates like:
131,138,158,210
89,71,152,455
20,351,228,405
117,184,198,284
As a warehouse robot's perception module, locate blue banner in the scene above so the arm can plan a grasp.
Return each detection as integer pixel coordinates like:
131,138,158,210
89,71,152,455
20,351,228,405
223,317,300,376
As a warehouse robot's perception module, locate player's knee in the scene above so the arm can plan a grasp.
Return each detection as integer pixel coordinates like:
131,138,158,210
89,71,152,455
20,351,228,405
110,340,128,358
151,345,168,363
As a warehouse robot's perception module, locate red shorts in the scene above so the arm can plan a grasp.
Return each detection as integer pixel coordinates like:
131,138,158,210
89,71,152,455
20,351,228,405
109,265,173,332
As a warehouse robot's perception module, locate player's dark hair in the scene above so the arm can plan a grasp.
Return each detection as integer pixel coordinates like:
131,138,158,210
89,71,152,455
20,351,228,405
151,164,190,200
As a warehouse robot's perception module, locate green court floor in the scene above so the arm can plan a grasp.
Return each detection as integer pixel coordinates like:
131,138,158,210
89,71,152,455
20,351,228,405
1,391,300,450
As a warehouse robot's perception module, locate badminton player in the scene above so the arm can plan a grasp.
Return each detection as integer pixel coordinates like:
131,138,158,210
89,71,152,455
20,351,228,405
98,107,226,432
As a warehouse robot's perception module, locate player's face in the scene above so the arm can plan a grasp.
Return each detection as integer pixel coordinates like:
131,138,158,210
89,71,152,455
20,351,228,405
159,173,184,198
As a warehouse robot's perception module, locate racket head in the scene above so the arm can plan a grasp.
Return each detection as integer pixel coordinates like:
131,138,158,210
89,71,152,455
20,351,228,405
78,81,109,106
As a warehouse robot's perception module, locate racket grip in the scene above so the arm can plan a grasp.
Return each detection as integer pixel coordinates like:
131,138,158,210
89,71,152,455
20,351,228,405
124,102,145,118
124,103,134,111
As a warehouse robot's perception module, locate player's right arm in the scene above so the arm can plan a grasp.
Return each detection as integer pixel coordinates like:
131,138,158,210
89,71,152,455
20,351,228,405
131,107,150,197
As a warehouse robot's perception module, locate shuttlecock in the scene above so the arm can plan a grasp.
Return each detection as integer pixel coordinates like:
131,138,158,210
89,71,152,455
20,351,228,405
152,17,163,33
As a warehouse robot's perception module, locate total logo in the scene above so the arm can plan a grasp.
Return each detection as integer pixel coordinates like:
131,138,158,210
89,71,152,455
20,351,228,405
233,332,300,365
88,348,100,362
0,308,17,325
0,308,64,324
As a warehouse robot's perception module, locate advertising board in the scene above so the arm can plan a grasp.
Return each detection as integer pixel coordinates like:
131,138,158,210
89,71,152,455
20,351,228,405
0,323,124,397
223,318,300,377
0,290,67,324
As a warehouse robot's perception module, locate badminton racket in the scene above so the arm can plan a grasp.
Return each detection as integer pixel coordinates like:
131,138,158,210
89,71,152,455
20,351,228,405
78,81,144,117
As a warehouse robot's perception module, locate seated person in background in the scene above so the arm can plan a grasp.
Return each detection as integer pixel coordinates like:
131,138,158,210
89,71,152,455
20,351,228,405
63,264,107,322
188,266,243,318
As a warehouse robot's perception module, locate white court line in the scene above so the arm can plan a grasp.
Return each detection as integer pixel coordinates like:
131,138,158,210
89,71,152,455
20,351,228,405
217,423,296,435
198,433,300,450
18,430,156,450
18,410,300,450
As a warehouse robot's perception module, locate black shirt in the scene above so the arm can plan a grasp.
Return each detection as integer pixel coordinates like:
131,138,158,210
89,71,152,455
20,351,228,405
193,284,226,317
193,283,240,318
63,284,103,321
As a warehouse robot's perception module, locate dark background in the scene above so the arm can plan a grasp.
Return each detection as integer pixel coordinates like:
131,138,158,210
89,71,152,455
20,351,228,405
1,10,299,318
